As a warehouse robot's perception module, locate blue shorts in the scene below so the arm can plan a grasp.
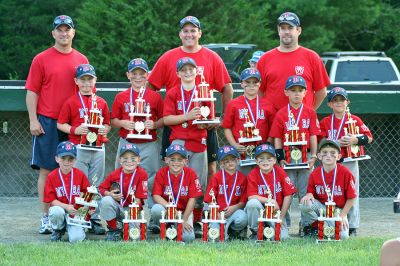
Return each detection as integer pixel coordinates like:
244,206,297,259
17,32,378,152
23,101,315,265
31,115,68,170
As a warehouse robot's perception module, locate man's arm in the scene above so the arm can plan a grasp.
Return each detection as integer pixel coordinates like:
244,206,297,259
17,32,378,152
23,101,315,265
313,88,327,110
221,83,233,113
26,90,43,136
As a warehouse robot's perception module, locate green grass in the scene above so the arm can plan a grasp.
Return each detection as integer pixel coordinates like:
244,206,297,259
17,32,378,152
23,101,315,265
0,237,388,266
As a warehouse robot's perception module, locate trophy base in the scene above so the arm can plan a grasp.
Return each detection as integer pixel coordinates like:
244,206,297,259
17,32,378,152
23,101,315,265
193,97,216,102
160,219,184,223
283,163,309,170
128,112,151,117
81,123,105,129
257,218,282,223
240,158,257,166
66,217,92,228
192,119,220,124
238,136,262,143
77,144,105,151
283,140,307,146
202,219,226,224
342,155,371,163
316,239,341,243
123,218,146,223
126,134,152,139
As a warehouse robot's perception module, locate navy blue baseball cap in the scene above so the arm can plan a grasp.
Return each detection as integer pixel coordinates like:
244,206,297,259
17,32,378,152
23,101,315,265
180,16,201,29
56,141,77,158
166,144,188,158
120,143,140,157
278,12,300,27
318,138,341,153
217,146,240,162
53,15,74,29
249,51,264,63
241,68,261,81
128,58,149,73
176,57,197,71
327,87,349,102
76,64,96,78
255,143,276,158
285,75,306,90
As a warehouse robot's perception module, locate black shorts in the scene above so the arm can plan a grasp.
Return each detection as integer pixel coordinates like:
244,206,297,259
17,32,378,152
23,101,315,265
160,126,218,163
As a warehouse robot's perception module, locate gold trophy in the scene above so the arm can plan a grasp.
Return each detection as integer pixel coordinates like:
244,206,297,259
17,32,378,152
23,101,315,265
256,189,282,242
202,189,226,242
122,191,147,241
159,187,184,242
238,109,262,166
126,87,152,140
283,112,308,169
316,188,342,242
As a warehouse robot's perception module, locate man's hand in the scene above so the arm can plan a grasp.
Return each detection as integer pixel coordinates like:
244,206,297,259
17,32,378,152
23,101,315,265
30,119,44,136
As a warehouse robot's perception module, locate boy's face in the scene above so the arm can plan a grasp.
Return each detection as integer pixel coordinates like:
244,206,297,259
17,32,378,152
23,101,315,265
318,146,341,167
75,75,96,95
284,86,306,105
55,155,76,173
179,24,202,48
256,153,276,173
177,65,197,83
126,68,147,89
219,155,239,173
327,95,350,114
119,151,140,173
241,77,260,98
165,153,187,175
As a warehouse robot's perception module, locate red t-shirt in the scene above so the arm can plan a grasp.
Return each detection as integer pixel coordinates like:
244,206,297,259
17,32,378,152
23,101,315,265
319,113,373,157
163,86,208,152
204,170,247,210
58,93,111,144
111,87,163,143
222,95,275,142
247,165,297,208
25,47,89,119
99,167,148,207
148,46,231,92
257,46,330,112
269,104,321,148
152,166,203,211
307,164,357,208
44,167,90,205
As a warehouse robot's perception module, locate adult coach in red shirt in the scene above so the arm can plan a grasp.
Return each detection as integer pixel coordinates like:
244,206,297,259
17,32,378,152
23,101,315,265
257,12,330,112
25,15,89,234
148,16,233,183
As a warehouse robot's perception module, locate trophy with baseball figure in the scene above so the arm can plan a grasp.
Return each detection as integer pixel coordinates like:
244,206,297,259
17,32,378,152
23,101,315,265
257,188,282,242
159,187,184,242
67,175,100,228
122,190,147,241
126,86,152,140
283,106,308,169
316,187,342,242
79,94,108,150
202,189,227,242
192,68,220,125
342,107,371,162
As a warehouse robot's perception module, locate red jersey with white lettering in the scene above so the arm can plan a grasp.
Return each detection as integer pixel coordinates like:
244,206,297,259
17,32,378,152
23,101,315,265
222,95,275,142
257,47,330,112
163,86,208,152
111,87,163,143
148,47,231,92
204,170,247,210
25,47,89,119
319,113,373,157
44,167,90,205
99,167,148,207
269,104,321,148
152,166,203,211
58,93,111,145
247,165,297,208
307,164,357,208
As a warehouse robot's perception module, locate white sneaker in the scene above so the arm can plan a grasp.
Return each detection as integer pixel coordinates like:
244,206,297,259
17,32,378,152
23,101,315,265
39,214,52,234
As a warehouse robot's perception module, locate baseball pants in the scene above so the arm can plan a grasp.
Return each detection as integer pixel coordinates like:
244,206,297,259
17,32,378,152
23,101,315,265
48,206,85,243
209,209,247,240
99,196,140,229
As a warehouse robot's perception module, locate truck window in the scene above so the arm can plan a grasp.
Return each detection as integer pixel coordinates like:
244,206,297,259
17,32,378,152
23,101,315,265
335,60,398,82
324,59,333,76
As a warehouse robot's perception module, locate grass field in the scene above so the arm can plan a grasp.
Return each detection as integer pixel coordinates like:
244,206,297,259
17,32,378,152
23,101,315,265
0,237,389,266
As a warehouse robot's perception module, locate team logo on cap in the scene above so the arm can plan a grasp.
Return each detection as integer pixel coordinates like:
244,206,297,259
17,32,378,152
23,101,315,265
65,143,73,150
126,144,133,149
134,59,142,65
173,144,182,151
223,146,232,153
260,144,268,150
295,66,304,75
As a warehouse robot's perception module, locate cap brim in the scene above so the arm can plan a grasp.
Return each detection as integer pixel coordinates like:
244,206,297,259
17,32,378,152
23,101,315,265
167,151,187,158
54,23,73,29
278,21,297,27
178,63,197,71
318,140,341,152
242,75,261,81
180,22,200,29
120,149,140,157
218,153,239,162
285,84,306,90
329,92,348,101
76,73,96,78
128,66,148,73
57,152,76,158
255,151,276,158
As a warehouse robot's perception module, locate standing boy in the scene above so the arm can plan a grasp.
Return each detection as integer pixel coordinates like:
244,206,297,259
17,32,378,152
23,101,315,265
151,144,203,243
300,139,357,239
204,146,248,240
245,143,297,240
319,87,373,235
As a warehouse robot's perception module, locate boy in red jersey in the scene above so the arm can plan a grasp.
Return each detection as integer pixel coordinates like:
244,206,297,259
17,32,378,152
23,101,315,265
319,87,373,236
223,68,274,175
300,139,357,239
44,141,92,242
98,144,148,241
151,144,203,243
204,146,247,240
245,143,297,240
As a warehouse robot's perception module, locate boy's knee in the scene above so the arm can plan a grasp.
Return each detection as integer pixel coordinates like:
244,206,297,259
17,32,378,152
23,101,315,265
182,231,195,243
246,199,262,211
69,233,85,243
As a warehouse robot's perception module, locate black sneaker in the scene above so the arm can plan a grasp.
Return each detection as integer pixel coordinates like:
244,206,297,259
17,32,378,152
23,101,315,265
50,228,66,242
228,228,247,240
148,224,160,234
194,222,203,238
303,226,318,238
349,228,358,236
105,228,122,241
88,219,106,235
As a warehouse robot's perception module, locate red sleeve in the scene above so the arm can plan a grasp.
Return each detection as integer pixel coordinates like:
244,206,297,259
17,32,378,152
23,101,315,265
239,174,248,203
311,55,330,92
155,92,164,119
111,92,124,119
152,169,165,196
306,170,317,195
269,112,283,138
25,55,43,93
204,173,219,203
211,53,232,92
345,171,357,199
43,171,57,203
355,116,373,139
134,170,148,199
277,167,297,196
163,90,177,117
257,55,267,95
222,100,235,128
57,100,72,125
309,110,321,136
80,171,90,193
99,172,115,196
101,99,111,125
147,54,167,91
246,170,259,197
188,170,203,198
319,116,330,141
